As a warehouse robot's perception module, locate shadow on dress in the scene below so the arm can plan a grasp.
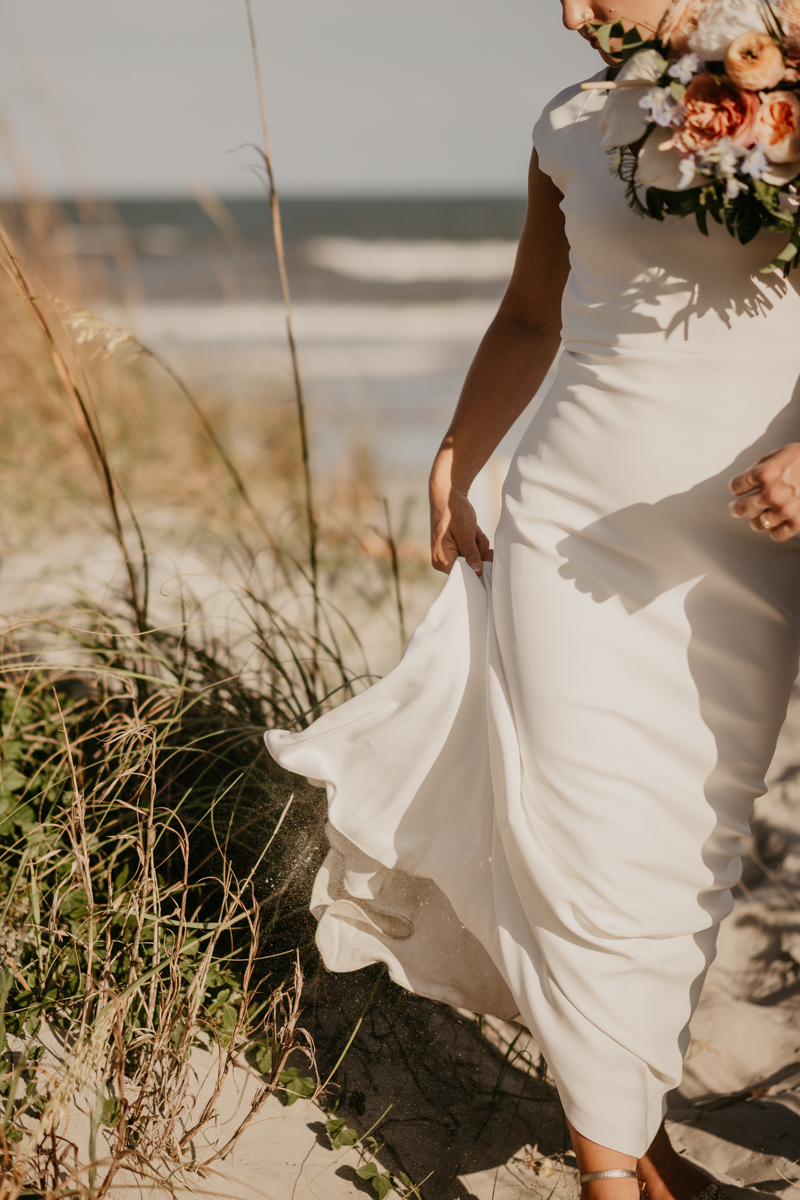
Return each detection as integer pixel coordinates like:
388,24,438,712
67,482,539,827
553,398,800,925
609,248,796,343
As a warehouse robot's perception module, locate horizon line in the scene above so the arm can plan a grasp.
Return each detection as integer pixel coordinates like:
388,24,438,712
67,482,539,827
0,189,528,205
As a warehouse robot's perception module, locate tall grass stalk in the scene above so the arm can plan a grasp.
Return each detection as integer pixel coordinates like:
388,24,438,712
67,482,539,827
382,499,407,653
243,0,319,639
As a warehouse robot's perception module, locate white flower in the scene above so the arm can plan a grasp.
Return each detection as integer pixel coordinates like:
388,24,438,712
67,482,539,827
637,126,703,189
739,142,769,177
667,52,704,83
678,152,702,186
598,48,667,148
726,176,748,196
688,0,769,60
639,86,683,126
699,135,740,175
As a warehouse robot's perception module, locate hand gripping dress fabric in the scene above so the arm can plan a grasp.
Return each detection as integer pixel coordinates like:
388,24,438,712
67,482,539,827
265,77,800,1156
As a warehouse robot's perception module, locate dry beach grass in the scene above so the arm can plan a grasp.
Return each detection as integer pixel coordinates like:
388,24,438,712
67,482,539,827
0,43,430,1194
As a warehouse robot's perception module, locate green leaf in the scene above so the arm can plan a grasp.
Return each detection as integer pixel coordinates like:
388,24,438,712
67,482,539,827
593,19,624,53
113,862,130,891
0,969,11,1049
254,1041,272,1076
0,766,26,794
12,804,36,834
101,1097,122,1129
668,80,685,102
694,206,709,237
326,1116,358,1149
279,1068,315,1105
372,1175,395,1199
218,1003,238,1031
357,1163,379,1181
3,741,22,765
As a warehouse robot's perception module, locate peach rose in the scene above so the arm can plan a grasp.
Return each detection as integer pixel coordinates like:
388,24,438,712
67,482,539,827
754,90,800,161
658,0,710,53
725,31,784,89
666,73,761,152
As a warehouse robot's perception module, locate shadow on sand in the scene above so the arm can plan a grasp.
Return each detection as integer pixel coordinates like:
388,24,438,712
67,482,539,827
302,965,571,1200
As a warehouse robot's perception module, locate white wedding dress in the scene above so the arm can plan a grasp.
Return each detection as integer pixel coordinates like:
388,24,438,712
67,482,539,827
266,77,800,1156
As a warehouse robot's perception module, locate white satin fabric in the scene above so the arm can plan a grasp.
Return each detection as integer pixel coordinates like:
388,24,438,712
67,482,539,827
266,79,800,1155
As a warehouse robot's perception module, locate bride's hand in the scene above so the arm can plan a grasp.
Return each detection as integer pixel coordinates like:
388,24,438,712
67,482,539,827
430,452,493,576
728,443,800,541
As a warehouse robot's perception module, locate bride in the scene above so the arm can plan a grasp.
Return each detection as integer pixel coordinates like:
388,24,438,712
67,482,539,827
268,0,800,1194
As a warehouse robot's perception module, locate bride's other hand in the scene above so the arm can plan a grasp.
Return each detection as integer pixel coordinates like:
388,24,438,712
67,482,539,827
728,443,800,540
430,450,493,576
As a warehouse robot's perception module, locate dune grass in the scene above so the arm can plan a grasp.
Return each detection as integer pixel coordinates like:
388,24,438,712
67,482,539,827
0,132,432,1200
0,6,441,1194
0,618,321,1197
0,222,425,1197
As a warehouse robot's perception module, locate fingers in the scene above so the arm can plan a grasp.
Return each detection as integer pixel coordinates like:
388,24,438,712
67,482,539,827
458,525,494,577
746,511,799,541
430,528,460,575
431,522,493,576
728,450,778,496
729,480,791,520
431,519,483,575
728,469,761,498
728,443,800,540
464,544,484,575
767,521,799,542
430,491,493,576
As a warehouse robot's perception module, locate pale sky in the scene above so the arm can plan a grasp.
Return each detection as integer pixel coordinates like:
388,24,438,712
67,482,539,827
0,1,598,197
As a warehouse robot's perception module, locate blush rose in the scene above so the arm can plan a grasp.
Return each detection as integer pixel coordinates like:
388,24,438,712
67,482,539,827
755,90,800,162
665,74,761,153
657,0,710,53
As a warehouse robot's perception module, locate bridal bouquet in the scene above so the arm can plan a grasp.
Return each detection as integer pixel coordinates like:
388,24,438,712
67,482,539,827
594,0,800,271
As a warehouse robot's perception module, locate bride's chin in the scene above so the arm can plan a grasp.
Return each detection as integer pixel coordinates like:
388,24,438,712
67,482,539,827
578,28,620,64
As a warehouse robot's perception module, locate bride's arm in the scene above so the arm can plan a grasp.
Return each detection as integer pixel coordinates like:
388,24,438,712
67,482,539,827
429,149,570,576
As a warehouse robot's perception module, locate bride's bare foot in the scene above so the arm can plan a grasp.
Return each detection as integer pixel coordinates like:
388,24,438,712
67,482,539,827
638,1123,712,1200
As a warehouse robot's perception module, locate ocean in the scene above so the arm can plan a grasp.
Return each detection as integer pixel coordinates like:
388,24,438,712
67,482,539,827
43,196,552,536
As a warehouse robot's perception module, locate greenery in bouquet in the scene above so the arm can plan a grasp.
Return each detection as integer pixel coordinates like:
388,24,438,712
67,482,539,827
592,0,800,271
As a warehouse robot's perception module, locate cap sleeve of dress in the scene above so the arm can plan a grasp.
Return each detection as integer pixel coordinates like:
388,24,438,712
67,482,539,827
532,71,607,180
